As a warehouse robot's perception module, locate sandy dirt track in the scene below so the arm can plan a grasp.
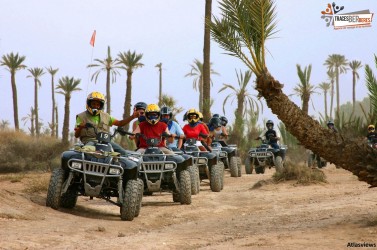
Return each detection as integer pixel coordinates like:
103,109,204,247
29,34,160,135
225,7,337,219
0,164,377,250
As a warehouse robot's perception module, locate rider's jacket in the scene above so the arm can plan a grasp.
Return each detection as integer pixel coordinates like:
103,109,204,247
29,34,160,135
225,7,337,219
77,111,111,144
367,132,377,143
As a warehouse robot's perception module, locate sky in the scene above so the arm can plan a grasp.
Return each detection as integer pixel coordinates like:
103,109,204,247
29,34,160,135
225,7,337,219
0,0,376,136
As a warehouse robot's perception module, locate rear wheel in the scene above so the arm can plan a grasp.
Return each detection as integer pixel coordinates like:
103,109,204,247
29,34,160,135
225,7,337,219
46,168,65,209
135,179,144,217
237,157,242,177
245,158,253,174
229,156,238,177
179,170,192,205
210,164,222,192
120,179,140,221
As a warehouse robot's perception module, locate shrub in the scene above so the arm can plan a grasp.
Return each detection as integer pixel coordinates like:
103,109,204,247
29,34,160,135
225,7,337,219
0,131,68,173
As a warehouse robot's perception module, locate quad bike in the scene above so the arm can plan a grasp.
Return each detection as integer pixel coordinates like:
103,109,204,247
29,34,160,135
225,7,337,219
137,133,193,205
46,124,143,221
168,145,200,196
183,138,224,192
211,140,241,177
244,138,287,174
307,150,327,168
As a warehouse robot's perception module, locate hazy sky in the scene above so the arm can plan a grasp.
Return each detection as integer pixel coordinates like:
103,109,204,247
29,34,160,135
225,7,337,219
0,0,376,136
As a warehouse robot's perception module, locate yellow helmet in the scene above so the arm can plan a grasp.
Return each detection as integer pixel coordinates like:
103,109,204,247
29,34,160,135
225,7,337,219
86,91,105,115
198,111,203,121
145,104,161,125
187,108,200,124
368,124,375,130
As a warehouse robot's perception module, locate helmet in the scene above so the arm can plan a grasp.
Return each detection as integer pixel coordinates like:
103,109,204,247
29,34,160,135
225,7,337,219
212,113,220,118
134,102,147,110
198,111,203,121
183,111,188,122
266,120,274,128
187,108,200,124
220,116,228,126
145,104,161,125
209,117,222,128
160,106,172,119
327,120,334,126
368,124,375,130
86,91,105,115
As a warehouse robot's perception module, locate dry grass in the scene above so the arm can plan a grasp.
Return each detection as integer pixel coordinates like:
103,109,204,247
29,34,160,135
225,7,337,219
0,131,67,173
23,174,51,193
272,161,327,185
0,173,25,183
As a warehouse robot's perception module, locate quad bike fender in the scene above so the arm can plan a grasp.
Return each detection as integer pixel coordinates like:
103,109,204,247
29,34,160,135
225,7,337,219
61,150,82,171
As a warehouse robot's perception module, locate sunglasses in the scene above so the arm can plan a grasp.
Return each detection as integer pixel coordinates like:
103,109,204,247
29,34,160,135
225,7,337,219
369,128,375,131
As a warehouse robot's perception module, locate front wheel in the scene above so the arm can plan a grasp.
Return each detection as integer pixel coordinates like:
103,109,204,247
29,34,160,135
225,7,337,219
179,170,192,205
46,168,65,209
274,156,284,173
210,164,222,192
120,179,140,221
135,179,144,217
60,189,78,209
188,165,200,195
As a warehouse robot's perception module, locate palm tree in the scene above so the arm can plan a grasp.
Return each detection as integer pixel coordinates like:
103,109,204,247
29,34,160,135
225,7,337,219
218,69,259,117
155,63,163,105
117,50,144,132
21,107,35,136
56,76,81,144
365,55,377,124
55,104,59,139
349,60,363,112
27,67,45,137
327,69,336,119
218,69,260,144
46,66,59,137
324,54,349,117
291,64,317,115
185,59,219,111
318,82,331,120
87,46,121,115
0,52,26,131
209,0,377,187
202,0,213,122
0,120,10,131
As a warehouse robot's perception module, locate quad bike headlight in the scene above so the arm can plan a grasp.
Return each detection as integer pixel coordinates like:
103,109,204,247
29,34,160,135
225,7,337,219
164,164,174,170
219,152,227,157
109,168,121,175
71,162,82,169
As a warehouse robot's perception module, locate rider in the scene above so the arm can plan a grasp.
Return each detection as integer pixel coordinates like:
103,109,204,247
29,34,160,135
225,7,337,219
130,101,147,147
258,120,281,150
327,120,338,133
74,91,138,155
219,116,229,140
131,104,174,155
160,106,184,150
366,125,377,145
208,117,223,143
182,108,210,151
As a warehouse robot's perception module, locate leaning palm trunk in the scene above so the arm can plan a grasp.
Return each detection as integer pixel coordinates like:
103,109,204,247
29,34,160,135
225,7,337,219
210,0,377,187
257,71,377,187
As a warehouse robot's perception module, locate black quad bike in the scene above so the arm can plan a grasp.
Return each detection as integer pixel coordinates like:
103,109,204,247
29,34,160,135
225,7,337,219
307,150,327,168
183,138,224,192
137,133,193,205
46,124,143,221
244,138,287,174
211,140,241,177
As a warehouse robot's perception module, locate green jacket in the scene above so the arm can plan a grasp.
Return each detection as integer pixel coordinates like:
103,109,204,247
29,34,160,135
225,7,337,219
77,111,111,144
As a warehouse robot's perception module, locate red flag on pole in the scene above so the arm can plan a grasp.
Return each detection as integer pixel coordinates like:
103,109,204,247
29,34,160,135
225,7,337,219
90,30,96,47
